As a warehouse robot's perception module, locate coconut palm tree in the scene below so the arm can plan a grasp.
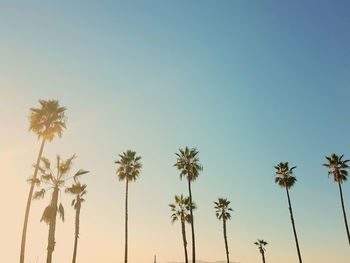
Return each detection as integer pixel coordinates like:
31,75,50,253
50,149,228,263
66,182,87,263
214,198,233,263
254,239,268,263
33,154,89,263
115,150,142,263
169,195,196,263
323,153,350,245
174,147,202,263
274,162,302,263
20,100,66,263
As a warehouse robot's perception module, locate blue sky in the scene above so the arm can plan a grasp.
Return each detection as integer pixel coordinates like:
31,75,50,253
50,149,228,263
1,1,350,262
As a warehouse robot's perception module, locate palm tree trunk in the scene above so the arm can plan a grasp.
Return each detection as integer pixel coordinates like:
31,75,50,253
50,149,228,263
20,138,46,263
223,219,230,263
124,180,129,263
261,251,266,263
338,182,350,245
286,188,302,263
47,186,59,263
72,201,81,263
181,218,188,263
187,179,196,263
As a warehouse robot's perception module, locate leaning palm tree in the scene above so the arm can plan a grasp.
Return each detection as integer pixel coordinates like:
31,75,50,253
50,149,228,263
20,100,66,263
274,162,302,263
66,182,87,263
115,150,142,263
33,154,89,263
214,198,233,263
254,239,268,263
169,195,195,263
323,153,350,245
174,147,202,263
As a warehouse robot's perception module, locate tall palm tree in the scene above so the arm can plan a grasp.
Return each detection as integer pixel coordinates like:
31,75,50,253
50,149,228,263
33,154,89,263
214,198,233,263
169,195,196,263
66,182,87,263
20,100,66,263
254,239,268,263
274,162,302,263
174,147,202,263
115,150,142,263
323,153,350,245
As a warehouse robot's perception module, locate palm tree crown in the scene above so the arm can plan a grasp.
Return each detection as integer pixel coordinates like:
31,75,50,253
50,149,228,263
33,154,89,223
29,99,66,141
214,198,233,221
274,162,297,189
169,195,196,224
115,150,142,182
254,239,268,254
174,147,203,181
66,182,87,209
323,153,349,184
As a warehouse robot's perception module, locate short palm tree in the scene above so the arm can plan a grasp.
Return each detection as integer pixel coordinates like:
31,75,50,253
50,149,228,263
214,198,233,263
254,239,268,263
115,150,142,263
20,100,66,263
169,195,195,263
323,153,350,245
66,182,87,263
274,162,302,263
33,154,88,263
174,147,203,263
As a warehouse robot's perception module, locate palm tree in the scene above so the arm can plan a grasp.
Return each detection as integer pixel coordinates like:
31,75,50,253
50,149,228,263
323,153,350,245
174,147,202,263
274,162,302,263
66,182,87,263
20,100,66,263
169,195,196,263
254,239,268,263
115,150,142,263
214,198,233,263
33,154,89,263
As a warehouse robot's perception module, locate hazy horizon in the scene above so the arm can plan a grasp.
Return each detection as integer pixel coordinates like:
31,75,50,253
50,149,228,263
1,0,350,263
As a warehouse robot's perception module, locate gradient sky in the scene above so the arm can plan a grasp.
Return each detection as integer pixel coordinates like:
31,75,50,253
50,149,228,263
1,1,350,262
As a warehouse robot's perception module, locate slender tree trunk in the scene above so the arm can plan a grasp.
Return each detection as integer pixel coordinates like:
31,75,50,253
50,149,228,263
261,251,266,263
181,218,188,263
124,180,129,263
47,187,59,263
286,188,302,263
338,182,350,246
72,200,81,263
187,179,196,263
20,138,46,263
223,219,230,263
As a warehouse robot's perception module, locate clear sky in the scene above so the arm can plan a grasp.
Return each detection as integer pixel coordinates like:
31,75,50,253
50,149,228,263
1,0,350,262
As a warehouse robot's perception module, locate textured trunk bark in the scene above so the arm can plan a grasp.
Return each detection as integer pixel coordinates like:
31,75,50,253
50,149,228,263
46,187,59,263
338,182,350,246
286,188,302,263
223,219,230,263
20,138,46,263
261,251,266,263
124,180,129,263
72,199,81,263
181,218,188,263
187,179,196,263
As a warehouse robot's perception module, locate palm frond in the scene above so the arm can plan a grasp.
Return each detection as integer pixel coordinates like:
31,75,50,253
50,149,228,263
73,169,89,182
58,203,65,222
40,205,53,225
33,189,46,199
